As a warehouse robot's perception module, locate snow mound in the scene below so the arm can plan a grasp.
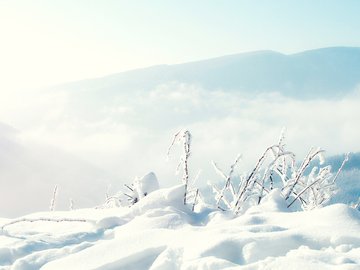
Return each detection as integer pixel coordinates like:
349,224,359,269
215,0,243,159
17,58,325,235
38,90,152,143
0,185,359,269
135,172,160,198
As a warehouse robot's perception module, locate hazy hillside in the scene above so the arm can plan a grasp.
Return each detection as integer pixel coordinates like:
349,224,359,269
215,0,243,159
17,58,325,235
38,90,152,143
0,122,119,218
51,47,360,99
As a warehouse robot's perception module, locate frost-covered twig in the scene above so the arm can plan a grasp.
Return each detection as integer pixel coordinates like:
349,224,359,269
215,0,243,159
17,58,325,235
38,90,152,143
287,176,324,208
332,152,350,184
212,154,242,208
167,129,192,205
257,151,295,204
353,198,360,211
283,148,324,200
50,185,58,211
104,196,123,206
192,189,199,212
124,183,134,192
69,198,74,210
211,183,232,210
192,170,202,187
123,183,138,205
234,145,281,212
278,127,286,148
1,217,90,231
167,130,182,157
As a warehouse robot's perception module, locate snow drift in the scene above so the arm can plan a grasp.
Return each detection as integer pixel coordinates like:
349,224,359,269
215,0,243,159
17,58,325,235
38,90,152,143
0,184,359,269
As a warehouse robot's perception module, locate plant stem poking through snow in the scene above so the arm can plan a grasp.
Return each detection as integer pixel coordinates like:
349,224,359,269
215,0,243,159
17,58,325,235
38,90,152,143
1,217,90,233
192,189,199,212
69,198,74,210
167,129,194,206
283,147,324,201
353,197,360,211
50,185,58,211
234,145,282,214
212,154,242,210
332,152,350,184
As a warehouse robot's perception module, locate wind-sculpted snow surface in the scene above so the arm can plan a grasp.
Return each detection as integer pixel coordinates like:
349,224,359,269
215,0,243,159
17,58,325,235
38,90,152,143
0,185,359,269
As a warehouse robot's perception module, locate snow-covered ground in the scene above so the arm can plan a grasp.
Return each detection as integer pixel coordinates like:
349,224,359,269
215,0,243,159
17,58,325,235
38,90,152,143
1,184,359,270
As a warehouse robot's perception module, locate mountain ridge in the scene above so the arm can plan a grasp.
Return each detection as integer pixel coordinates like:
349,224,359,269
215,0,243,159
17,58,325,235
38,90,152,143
48,46,360,99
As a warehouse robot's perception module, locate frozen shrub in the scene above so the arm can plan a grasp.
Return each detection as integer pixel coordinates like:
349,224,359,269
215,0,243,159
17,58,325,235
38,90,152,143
210,130,349,214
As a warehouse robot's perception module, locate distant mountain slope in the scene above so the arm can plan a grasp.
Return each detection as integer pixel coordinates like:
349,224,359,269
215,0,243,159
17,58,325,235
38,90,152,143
0,122,118,218
52,47,360,99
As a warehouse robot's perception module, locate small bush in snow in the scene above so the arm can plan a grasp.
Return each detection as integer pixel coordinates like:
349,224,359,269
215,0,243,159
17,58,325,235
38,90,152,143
125,172,160,205
98,172,161,208
210,130,349,214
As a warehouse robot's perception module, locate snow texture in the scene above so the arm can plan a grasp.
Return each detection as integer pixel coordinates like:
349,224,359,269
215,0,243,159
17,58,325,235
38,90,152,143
135,172,160,199
0,185,359,269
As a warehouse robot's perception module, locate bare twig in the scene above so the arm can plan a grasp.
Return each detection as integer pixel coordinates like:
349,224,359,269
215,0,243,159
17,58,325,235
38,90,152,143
69,198,74,211
213,154,242,207
124,184,134,192
287,177,324,208
284,148,324,200
192,189,199,212
50,185,58,211
167,129,192,205
234,145,281,212
1,217,90,231
332,152,350,184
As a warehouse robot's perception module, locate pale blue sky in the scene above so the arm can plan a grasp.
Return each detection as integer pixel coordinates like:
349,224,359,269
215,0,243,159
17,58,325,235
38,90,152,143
1,0,360,90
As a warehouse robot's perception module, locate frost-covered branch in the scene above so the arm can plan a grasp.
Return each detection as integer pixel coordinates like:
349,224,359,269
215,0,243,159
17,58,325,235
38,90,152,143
286,152,349,210
283,148,324,201
49,185,58,211
287,174,325,208
234,145,281,213
332,152,350,184
1,217,90,231
257,151,295,204
212,154,242,209
167,129,193,205
69,198,74,210
353,198,360,211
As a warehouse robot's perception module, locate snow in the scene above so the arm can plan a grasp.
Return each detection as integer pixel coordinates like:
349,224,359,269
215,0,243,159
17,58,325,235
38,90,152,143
136,172,160,197
129,172,161,203
0,185,359,269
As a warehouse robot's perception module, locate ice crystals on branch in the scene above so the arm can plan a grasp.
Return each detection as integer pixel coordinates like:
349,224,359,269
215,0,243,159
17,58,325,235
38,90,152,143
210,129,349,214
49,185,58,212
167,129,199,209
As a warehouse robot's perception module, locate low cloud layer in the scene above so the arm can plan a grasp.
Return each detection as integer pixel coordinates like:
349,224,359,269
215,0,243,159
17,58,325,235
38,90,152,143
1,83,359,216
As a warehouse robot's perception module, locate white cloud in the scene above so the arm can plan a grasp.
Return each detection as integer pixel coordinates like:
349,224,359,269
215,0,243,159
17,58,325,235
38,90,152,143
1,82,360,216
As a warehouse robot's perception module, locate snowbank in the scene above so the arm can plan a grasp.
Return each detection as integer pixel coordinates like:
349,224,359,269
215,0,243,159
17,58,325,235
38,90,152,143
0,185,359,269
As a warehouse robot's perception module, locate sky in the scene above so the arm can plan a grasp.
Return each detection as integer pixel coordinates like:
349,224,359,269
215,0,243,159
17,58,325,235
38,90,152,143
1,0,360,90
